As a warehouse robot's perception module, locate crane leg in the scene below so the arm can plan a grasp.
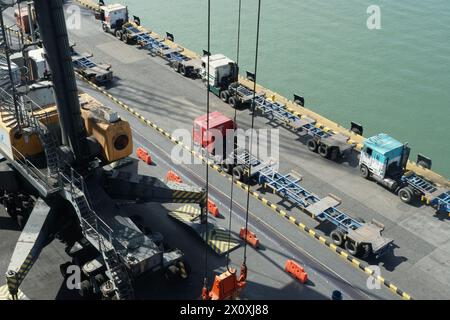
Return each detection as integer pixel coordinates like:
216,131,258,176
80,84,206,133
5,198,54,298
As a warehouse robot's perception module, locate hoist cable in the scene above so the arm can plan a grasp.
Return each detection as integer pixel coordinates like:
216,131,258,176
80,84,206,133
243,0,262,265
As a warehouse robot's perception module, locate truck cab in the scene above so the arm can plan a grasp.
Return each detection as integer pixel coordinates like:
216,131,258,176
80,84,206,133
201,54,238,96
359,133,409,191
193,111,236,158
97,3,129,34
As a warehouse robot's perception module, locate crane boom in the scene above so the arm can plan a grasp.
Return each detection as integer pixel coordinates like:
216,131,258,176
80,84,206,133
32,0,88,164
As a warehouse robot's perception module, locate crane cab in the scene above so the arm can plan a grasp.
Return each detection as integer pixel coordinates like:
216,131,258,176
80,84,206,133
359,133,410,190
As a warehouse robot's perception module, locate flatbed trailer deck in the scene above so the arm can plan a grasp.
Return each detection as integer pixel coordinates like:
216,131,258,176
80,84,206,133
212,147,393,259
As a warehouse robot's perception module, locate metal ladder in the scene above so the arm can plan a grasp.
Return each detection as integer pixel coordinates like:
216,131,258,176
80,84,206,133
69,183,134,300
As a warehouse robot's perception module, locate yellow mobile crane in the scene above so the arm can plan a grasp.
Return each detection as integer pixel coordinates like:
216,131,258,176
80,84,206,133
0,0,207,300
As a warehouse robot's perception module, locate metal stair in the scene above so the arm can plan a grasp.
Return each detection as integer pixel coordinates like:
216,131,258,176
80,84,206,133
69,187,134,300
37,127,60,175
102,247,134,300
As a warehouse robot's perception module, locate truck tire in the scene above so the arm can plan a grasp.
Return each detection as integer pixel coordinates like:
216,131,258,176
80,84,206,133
329,147,340,161
115,30,122,40
221,162,233,174
232,166,244,182
102,24,108,32
307,139,318,152
180,65,188,77
228,96,238,108
171,62,179,72
344,240,360,256
318,144,329,158
330,230,344,246
121,33,129,44
220,90,230,103
360,165,370,179
398,187,414,204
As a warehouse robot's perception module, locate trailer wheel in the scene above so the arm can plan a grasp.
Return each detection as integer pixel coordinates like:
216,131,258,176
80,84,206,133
220,90,230,103
344,240,360,256
228,96,238,108
329,147,340,161
330,230,344,246
360,165,370,179
318,144,330,158
180,65,188,77
232,166,244,182
171,62,179,72
307,139,318,152
221,162,233,174
398,187,414,204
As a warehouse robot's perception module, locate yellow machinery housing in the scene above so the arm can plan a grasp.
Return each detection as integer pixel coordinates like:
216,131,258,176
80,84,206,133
0,90,132,165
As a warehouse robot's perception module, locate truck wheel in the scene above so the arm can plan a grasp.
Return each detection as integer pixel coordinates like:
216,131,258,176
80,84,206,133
220,90,230,103
344,240,360,256
360,165,370,179
228,96,238,108
102,24,108,32
330,230,344,246
171,62,179,72
329,147,340,161
307,139,318,152
318,144,329,158
121,33,129,44
180,65,188,77
221,162,233,174
232,166,244,182
115,30,123,40
398,187,414,204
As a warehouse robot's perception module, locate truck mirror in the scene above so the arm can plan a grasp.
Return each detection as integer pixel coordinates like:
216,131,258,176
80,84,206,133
202,50,210,57
293,94,305,107
350,121,363,136
166,32,174,42
98,0,105,6
246,71,255,82
417,154,432,170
